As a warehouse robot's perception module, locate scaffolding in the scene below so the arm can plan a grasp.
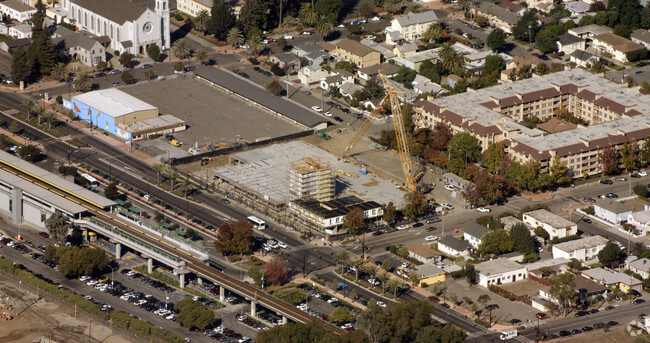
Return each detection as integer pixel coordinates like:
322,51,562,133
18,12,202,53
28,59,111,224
289,156,334,201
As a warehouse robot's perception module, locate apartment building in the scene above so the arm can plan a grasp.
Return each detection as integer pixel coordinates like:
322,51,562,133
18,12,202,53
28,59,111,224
413,68,650,178
329,39,381,69
551,236,608,262
522,209,577,239
592,33,646,63
177,0,212,16
289,157,334,201
384,11,438,44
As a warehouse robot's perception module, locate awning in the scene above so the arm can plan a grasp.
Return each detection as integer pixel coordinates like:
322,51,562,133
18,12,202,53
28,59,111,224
121,40,133,48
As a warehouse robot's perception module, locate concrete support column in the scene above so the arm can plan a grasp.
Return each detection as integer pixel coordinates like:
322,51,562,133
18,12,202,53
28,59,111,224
179,273,185,289
82,229,88,242
147,258,153,274
250,300,257,317
219,286,225,301
196,277,202,285
11,188,22,225
115,243,122,259
282,316,287,324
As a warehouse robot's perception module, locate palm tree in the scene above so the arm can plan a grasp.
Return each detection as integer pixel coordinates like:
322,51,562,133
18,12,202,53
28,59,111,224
376,272,389,294
51,62,69,82
349,258,364,281
152,163,167,184
406,2,421,13
334,250,350,271
194,48,209,65
42,111,57,129
247,34,264,56
177,178,194,197
384,0,403,14
20,99,35,120
172,39,192,60
73,72,93,92
315,15,332,37
277,0,288,28
193,10,210,33
226,27,244,47
386,278,403,299
298,3,317,26
364,265,378,279
34,106,45,125
439,43,461,72
458,0,472,12
423,23,444,42
165,169,180,191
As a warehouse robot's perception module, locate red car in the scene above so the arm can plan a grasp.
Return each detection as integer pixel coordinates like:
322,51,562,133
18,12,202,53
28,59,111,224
531,52,539,57
536,312,546,319
428,296,440,303
267,38,277,43
38,232,49,238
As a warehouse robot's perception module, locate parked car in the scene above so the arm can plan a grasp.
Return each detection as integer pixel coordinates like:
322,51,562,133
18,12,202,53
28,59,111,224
427,218,441,224
634,299,646,304
615,177,627,181
477,207,491,213
639,171,648,177
424,235,438,242
311,106,322,112
443,185,455,191
600,179,613,184
582,218,592,223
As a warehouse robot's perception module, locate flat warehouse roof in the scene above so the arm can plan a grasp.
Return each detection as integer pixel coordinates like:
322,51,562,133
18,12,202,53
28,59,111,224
195,66,328,129
72,88,157,118
0,150,116,209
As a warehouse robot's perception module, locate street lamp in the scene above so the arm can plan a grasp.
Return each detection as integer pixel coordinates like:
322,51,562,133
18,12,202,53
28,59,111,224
165,291,169,310
109,266,118,289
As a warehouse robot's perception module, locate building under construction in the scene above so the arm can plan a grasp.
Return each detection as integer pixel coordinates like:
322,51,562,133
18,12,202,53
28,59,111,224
289,157,334,202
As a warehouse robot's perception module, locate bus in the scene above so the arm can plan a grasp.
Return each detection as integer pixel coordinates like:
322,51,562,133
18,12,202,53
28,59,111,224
81,173,99,188
247,216,266,230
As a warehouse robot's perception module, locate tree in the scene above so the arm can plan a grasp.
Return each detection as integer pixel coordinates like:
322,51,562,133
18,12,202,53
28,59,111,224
51,62,69,81
315,0,342,23
208,0,235,40
144,69,155,81
193,9,211,33
430,121,453,151
349,258,364,281
448,131,482,163
42,111,57,130
152,163,167,185
146,43,161,62
20,99,36,120
194,48,209,65
247,33,264,55
599,146,619,175
386,278,403,299
461,264,477,284
477,294,491,307
19,144,41,162
119,52,134,68
9,120,21,135
487,29,507,51
298,2,318,26
364,265,378,279
482,142,505,174
315,15,332,37
177,178,194,197
330,306,354,325
384,0,403,14
621,141,639,172
360,1,374,18
484,55,505,74
239,0,268,34
534,227,550,240
121,71,134,85
73,72,93,92
334,250,350,272
549,157,571,187
535,29,558,54
185,228,199,240
257,318,348,343
172,39,192,60
266,79,283,95
393,66,417,89
548,272,578,315
478,229,514,256
634,183,648,198
641,135,650,166
423,23,444,42
44,211,71,242
104,183,120,199
598,242,624,268
510,223,536,255
274,288,307,305
513,11,540,43
214,220,254,255
56,246,109,278
439,43,462,72
175,298,214,331
382,202,397,222
226,27,244,47
265,256,288,285
401,191,427,220
376,272,389,295
343,207,366,234
11,47,30,84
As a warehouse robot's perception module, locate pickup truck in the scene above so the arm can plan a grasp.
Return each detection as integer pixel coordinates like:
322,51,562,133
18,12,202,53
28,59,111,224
169,139,181,147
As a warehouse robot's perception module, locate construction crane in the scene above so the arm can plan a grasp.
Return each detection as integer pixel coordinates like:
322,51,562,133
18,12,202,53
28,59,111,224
341,71,423,191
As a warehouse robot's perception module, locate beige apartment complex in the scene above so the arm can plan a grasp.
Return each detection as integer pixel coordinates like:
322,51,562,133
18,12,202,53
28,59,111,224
413,68,650,178
329,39,381,68
177,0,212,16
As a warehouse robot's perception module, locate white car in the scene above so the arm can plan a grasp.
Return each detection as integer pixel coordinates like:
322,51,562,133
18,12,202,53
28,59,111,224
368,279,380,286
166,313,176,320
327,298,339,303
79,276,91,282
297,303,308,311
283,35,293,40
323,111,332,117
311,106,322,112
133,299,147,306
340,323,353,329
477,207,491,213
370,16,380,21
425,235,438,242
396,225,409,230
639,171,648,177
444,185,455,191
376,301,387,307
120,294,133,301
337,24,346,28
87,280,98,286
440,203,454,210
277,241,288,249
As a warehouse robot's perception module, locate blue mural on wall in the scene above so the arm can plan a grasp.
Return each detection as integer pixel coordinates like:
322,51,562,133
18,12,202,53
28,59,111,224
70,98,132,140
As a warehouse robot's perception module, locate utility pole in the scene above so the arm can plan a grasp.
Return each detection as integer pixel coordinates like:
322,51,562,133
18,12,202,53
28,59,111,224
528,24,532,51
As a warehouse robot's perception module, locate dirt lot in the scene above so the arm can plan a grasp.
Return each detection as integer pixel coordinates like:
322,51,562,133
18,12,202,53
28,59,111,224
0,273,136,343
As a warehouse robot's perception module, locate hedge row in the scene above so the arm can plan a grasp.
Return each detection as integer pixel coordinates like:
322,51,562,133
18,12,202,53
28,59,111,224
0,257,186,343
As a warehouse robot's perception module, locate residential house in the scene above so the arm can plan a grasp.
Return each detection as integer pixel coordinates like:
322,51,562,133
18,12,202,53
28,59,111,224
522,209,578,239
477,2,521,33
292,41,330,66
540,275,607,304
463,50,492,72
411,74,447,96
392,48,440,71
0,23,8,35
631,29,650,50
501,2,526,15
356,63,401,82
556,33,585,54
505,55,539,70
592,33,645,62
581,267,642,292
526,258,571,277
594,199,633,224
269,53,301,73
628,258,650,279
499,251,525,263
0,0,36,23
361,97,386,111
320,70,354,91
0,38,30,52
437,236,472,258
500,216,526,231
414,264,446,287
406,243,442,264
52,26,106,67
330,39,381,69
568,24,613,41
551,236,608,262
463,223,490,249
393,42,418,57
628,210,650,233
298,65,329,85
384,11,438,45
475,258,528,287
339,82,363,98
565,1,590,17
443,74,462,88
177,0,212,17
9,23,32,39
359,38,395,59
569,49,599,67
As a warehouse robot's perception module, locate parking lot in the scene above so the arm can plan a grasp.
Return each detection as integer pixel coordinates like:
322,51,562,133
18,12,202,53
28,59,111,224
121,77,306,159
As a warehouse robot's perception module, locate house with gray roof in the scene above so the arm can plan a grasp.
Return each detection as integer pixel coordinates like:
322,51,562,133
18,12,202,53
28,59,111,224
569,49,599,67
595,200,633,224
628,258,650,279
437,236,472,258
631,29,650,49
357,63,401,81
475,258,528,287
568,24,613,41
411,75,447,96
463,223,490,248
0,0,35,23
565,1,590,17
556,33,585,54
52,26,105,66
9,23,32,39
269,53,301,72
0,37,30,52
292,41,330,65
477,2,521,33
